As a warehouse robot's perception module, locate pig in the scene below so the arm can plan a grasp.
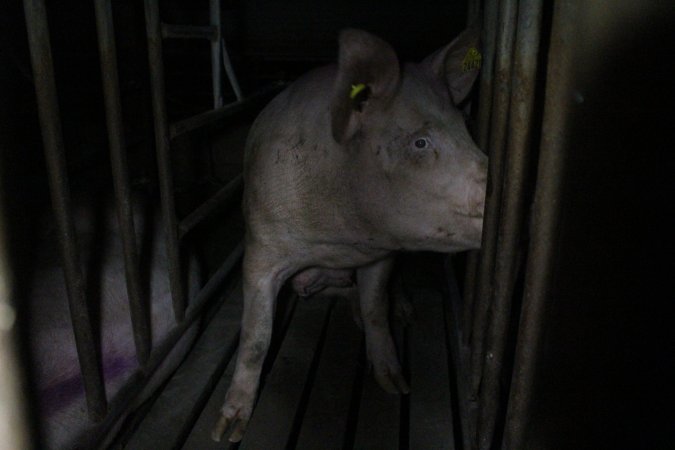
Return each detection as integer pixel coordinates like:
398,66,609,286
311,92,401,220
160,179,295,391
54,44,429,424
27,193,201,450
212,26,487,443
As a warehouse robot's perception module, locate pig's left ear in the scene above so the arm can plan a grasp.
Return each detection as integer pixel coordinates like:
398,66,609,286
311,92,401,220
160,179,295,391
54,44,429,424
422,25,482,105
331,29,400,144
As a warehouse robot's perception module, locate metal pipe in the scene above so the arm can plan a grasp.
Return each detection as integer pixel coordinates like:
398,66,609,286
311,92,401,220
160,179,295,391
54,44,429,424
222,39,244,101
462,0,500,346
502,1,577,448
22,0,107,420
0,189,33,449
94,0,151,365
210,0,223,108
469,0,518,397
169,82,283,139
477,1,544,448
144,0,186,322
179,174,243,239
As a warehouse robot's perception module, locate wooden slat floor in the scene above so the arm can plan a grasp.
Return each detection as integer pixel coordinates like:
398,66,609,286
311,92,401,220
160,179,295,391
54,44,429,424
118,256,459,450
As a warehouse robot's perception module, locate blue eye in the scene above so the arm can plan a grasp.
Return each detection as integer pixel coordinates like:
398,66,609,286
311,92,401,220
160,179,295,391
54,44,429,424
414,138,428,149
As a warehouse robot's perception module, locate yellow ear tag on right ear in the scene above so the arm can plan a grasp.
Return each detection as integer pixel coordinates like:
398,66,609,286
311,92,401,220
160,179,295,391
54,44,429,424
462,48,482,72
350,83,367,99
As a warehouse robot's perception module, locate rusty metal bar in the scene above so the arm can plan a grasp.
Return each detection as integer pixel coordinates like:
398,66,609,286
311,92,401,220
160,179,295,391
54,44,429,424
161,23,218,40
501,2,577,448
477,1,544,448
179,174,243,239
94,0,151,365
210,0,223,108
169,82,283,139
462,0,499,346
144,0,186,322
22,0,107,419
469,0,518,397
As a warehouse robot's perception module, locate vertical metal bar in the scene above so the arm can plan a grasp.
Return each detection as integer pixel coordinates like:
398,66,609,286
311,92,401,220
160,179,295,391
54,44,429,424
144,0,186,322
221,39,244,101
94,0,151,365
502,1,577,448
0,195,33,450
462,0,499,345
22,0,107,419
210,0,223,108
466,0,481,24
469,0,518,396
477,1,544,448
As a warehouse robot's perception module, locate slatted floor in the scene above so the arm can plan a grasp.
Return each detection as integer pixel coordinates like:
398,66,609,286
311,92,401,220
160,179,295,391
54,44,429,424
115,255,460,450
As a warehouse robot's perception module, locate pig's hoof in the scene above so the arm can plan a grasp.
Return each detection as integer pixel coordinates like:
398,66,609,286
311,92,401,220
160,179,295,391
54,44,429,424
211,410,250,443
211,391,253,443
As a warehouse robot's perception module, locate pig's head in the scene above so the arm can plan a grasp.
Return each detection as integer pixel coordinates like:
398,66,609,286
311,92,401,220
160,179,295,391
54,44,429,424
331,27,487,252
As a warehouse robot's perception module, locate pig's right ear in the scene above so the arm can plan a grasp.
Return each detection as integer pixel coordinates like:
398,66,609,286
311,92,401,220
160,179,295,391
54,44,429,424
331,29,400,144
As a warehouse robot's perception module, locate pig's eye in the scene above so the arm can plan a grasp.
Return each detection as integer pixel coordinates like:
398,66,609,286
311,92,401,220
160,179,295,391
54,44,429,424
414,138,429,149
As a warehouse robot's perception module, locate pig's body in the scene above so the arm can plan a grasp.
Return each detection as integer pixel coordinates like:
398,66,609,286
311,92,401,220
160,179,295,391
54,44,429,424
28,196,201,449
213,28,487,442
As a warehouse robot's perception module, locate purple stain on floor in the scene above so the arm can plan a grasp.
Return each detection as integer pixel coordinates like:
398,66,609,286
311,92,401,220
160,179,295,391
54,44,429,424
39,355,138,415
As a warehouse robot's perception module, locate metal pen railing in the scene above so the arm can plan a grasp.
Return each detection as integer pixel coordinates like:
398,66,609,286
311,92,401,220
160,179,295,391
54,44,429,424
22,0,280,427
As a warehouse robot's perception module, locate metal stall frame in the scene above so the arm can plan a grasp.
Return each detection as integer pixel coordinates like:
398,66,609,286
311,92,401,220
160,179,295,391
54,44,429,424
21,0,281,436
452,0,548,449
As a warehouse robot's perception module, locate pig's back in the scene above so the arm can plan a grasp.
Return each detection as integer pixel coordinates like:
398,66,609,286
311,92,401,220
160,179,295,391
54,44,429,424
242,65,350,239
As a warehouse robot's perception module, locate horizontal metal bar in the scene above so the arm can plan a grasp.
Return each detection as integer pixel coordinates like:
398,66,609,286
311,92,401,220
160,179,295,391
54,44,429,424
94,0,151,366
161,23,218,40
169,82,284,139
179,174,243,239
22,0,107,420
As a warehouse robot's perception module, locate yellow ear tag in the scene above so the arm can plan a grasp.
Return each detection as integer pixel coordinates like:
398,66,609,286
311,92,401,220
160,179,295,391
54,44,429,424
350,83,367,99
462,47,482,72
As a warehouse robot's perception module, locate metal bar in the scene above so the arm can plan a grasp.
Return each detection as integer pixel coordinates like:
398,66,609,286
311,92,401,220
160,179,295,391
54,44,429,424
469,0,518,397
22,0,107,420
179,174,243,239
222,39,244,101
94,0,151,365
502,1,576,448
0,193,33,449
144,0,186,322
169,82,283,139
210,0,223,108
477,1,544,449
161,23,218,40
467,0,481,23
462,0,499,346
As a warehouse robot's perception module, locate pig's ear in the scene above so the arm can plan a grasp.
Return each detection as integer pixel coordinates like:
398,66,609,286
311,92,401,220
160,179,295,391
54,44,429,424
331,29,400,144
423,25,481,105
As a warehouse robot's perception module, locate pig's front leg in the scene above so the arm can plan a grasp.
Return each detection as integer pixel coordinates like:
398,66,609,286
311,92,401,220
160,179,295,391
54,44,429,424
211,249,289,443
358,258,410,394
